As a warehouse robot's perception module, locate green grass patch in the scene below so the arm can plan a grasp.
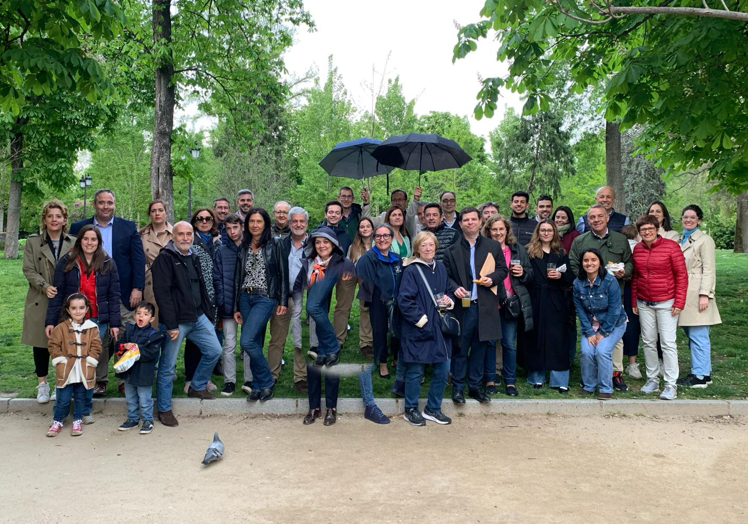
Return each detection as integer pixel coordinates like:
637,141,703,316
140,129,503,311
1,251,747,401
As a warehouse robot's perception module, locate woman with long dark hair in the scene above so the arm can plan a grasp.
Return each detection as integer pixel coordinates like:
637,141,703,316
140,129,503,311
44,224,120,422
234,208,289,401
22,200,75,404
522,220,574,392
385,205,411,258
348,217,375,358
647,201,679,242
552,206,580,254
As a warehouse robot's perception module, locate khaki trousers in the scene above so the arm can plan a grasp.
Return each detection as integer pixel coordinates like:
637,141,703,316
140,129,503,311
359,300,373,348
267,296,307,383
333,276,357,347
612,339,624,373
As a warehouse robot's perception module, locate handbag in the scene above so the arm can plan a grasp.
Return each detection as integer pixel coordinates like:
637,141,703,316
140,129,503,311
384,297,400,339
415,265,461,338
501,294,521,320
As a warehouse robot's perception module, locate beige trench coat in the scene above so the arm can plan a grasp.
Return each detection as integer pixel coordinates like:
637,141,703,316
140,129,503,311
21,233,75,348
139,223,173,326
678,229,721,326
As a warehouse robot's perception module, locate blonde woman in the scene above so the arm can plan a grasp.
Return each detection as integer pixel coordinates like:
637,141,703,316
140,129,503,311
139,200,173,326
22,200,75,403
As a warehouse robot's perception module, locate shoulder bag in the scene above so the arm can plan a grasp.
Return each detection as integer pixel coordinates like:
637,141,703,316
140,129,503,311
414,265,460,338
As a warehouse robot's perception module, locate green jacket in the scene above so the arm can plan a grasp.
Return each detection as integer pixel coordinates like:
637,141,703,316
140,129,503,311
569,229,633,292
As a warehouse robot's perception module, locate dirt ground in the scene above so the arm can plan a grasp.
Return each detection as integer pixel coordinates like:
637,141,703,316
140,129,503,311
1,412,747,523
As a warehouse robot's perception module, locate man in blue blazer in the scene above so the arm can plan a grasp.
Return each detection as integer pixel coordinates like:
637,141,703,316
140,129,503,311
70,189,146,396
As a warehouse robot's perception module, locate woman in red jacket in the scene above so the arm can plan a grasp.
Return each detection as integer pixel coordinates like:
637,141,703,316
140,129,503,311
631,215,687,400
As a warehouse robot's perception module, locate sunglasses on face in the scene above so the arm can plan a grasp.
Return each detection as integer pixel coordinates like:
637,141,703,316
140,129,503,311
195,216,213,223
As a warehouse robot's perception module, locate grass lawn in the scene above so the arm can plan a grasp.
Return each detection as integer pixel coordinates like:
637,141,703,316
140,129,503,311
1,250,746,401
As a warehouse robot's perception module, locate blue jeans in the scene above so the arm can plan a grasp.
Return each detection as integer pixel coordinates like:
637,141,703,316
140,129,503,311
83,318,110,416
527,370,570,388
156,314,222,412
305,275,339,357
452,303,489,392
54,383,87,422
125,382,153,421
239,292,276,391
404,361,449,411
682,325,711,376
359,363,376,407
580,323,627,394
499,316,518,385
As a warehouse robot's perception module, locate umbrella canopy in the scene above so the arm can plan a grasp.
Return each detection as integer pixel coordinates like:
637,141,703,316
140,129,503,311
371,133,472,174
319,137,394,180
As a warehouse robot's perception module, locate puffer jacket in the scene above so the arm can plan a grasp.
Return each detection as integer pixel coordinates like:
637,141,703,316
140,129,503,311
424,223,460,262
573,272,627,338
499,242,534,332
213,239,240,318
45,253,121,328
631,236,688,310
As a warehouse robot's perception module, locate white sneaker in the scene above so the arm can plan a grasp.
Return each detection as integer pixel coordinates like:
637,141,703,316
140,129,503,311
183,381,191,394
82,414,95,425
36,382,50,404
626,363,642,379
640,379,660,393
659,385,677,400
50,389,56,401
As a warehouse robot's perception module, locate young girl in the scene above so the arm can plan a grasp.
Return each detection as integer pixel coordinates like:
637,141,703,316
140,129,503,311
46,293,102,437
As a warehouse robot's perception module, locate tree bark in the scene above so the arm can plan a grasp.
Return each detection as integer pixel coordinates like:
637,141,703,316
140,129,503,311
735,191,748,253
150,0,176,222
605,121,625,214
5,128,23,259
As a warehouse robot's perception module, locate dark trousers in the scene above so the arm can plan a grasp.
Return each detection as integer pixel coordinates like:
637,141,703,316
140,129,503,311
33,346,50,377
622,282,640,357
368,298,400,364
307,363,339,410
451,303,488,392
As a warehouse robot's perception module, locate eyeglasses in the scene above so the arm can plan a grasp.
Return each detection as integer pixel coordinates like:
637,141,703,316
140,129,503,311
441,199,456,204
274,210,288,215
195,216,213,223
639,226,656,233
374,234,392,240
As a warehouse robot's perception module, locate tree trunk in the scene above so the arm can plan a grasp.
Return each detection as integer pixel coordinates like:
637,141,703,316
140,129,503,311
5,129,23,259
735,191,748,253
150,0,176,222
0,204,5,234
605,121,625,214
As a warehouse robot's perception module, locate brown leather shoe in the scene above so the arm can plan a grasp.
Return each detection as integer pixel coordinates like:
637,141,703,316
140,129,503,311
92,383,106,398
117,383,126,396
294,380,308,394
303,408,321,425
187,387,215,400
598,392,612,400
158,410,179,427
360,345,374,359
323,408,336,426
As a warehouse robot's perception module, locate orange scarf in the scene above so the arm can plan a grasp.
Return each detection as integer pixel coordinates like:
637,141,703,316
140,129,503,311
309,262,326,285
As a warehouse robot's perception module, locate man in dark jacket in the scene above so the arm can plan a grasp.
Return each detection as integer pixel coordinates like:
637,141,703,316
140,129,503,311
152,222,222,427
337,186,362,241
569,204,633,392
69,188,145,396
213,197,231,244
423,203,460,262
576,186,630,233
508,191,535,246
271,201,291,238
443,207,508,404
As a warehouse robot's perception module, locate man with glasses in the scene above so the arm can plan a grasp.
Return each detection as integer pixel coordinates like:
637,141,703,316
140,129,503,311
337,186,362,241
569,204,633,393
272,201,291,238
439,191,461,231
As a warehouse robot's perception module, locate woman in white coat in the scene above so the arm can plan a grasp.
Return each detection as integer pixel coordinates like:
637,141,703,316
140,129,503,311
677,204,721,388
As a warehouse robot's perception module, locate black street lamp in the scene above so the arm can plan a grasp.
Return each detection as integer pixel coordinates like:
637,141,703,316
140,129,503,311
79,174,92,217
187,145,201,219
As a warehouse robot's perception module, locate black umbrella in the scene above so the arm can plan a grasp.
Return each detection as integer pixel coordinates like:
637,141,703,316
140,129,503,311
319,138,393,183
371,133,472,185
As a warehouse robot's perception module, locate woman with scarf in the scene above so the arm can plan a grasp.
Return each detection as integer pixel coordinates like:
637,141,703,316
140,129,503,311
295,227,356,426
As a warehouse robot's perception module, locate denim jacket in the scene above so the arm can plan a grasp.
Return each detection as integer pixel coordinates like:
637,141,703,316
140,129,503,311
573,272,627,338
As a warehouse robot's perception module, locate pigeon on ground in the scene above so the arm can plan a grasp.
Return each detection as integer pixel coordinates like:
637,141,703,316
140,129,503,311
202,432,224,465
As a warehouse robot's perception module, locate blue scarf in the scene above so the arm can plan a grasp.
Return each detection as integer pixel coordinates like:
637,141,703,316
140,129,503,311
681,227,698,245
197,231,212,246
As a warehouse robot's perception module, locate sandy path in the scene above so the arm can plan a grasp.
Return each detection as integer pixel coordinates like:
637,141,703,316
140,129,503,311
1,413,746,523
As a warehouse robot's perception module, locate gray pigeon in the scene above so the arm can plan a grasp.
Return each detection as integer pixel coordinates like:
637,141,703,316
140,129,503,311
202,432,224,465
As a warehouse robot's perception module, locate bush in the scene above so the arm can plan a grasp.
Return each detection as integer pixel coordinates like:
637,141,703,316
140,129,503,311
707,216,735,250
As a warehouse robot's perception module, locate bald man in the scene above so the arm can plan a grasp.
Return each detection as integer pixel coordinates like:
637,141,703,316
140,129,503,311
576,186,630,234
152,221,223,427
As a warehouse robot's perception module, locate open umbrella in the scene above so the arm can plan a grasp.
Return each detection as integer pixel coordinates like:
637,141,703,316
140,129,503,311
319,138,394,183
371,133,472,185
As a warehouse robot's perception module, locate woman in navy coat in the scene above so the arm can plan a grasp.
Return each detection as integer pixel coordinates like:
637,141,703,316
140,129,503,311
397,231,455,426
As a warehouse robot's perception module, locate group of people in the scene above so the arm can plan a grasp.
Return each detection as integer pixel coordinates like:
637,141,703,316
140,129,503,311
22,183,721,435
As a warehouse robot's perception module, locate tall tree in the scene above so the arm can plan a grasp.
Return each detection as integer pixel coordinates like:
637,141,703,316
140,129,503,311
454,0,748,250
119,0,311,220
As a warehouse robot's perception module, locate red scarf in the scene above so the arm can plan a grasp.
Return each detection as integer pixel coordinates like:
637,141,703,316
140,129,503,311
77,257,98,318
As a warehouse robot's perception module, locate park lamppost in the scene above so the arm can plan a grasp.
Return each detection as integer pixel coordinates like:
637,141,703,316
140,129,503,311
79,174,92,218
187,145,201,219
